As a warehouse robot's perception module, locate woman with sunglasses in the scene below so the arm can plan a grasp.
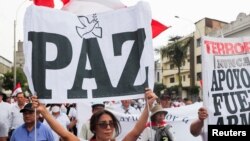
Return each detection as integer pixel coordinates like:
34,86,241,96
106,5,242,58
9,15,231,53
31,88,157,141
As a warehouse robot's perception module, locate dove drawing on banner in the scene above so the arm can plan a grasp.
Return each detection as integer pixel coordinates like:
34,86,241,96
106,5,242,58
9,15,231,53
76,14,102,38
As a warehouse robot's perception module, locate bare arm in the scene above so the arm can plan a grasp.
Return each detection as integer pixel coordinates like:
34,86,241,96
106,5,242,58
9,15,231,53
123,88,157,141
190,107,208,136
32,96,80,141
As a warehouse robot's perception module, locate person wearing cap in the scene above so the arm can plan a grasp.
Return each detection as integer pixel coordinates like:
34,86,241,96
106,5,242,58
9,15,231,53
139,104,175,141
79,102,105,140
0,92,11,141
10,103,54,141
159,93,174,108
43,104,77,141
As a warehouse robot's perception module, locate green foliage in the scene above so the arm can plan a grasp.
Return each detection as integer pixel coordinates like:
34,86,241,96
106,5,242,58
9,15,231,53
168,85,179,94
161,36,193,95
153,82,166,97
1,67,28,91
190,85,200,94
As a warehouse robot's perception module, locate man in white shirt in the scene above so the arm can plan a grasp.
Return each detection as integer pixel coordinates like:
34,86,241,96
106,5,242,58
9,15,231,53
0,92,11,141
190,107,208,141
43,104,76,141
9,92,27,137
116,99,141,114
79,102,105,140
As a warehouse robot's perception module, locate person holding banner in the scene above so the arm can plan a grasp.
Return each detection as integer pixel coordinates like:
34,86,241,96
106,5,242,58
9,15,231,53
10,103,54,141
190,107,208,141
32,88,157,141
79,102,105,140
139,104,175,141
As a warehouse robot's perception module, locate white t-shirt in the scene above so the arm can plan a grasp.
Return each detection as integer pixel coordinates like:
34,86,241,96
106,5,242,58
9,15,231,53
10,103,26,129
201,129,208,141
43,112,70,141
0,101,11,137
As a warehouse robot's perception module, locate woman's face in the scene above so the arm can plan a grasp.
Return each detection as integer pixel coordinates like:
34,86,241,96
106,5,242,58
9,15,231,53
95,113,115,141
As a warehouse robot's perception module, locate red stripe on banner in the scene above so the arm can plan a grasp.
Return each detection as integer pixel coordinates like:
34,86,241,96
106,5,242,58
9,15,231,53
61,0,70,5
151,19,169,38
33,1,168,39
33,0,55,8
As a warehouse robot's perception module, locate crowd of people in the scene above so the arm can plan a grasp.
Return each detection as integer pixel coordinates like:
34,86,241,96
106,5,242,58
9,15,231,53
0,86,206,141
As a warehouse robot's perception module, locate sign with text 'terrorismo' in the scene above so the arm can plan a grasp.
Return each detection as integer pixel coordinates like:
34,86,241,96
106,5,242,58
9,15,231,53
202,36,250,125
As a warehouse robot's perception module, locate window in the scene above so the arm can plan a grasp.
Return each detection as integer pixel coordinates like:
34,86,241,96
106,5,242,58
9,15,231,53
183,75,186,81
170,64,175,69
197,55,202,64
157,72,160,82
170,77,175,83
197,72,202,81
197,38,201,47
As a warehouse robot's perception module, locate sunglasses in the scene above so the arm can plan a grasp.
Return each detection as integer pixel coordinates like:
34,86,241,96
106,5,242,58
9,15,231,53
97,121,115,129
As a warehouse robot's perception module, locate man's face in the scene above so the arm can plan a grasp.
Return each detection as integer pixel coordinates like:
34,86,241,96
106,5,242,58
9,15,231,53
121,100,131,108
160,99,171,108
92,105,104,114
23,111,36,124
16,93,26,105
0,95,3,101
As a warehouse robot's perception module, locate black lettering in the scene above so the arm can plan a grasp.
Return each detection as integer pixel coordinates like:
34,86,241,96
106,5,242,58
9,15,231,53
226,70,234,90
217,117,224,125
241,68,250,87
211,70,224,91
227,115,238,124
213,93,223,116
68,29,148,98
232,69,242,89
236,90,250,112
223,92,237,114
29,32,72,99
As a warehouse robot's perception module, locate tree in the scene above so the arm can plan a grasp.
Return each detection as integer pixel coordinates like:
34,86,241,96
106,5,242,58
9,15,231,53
1,67,28,91
163,36,193,96
153,82,166,97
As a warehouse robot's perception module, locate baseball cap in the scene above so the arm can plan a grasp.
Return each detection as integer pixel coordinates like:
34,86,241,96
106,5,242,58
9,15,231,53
20,103,34,113
160,94,170,100
91,102,105,109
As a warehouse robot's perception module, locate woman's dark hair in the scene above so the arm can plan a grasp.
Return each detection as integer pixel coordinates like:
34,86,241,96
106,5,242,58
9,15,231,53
90,109,121,138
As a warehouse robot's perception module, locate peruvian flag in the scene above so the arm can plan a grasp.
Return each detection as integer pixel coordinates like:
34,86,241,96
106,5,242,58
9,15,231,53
12,82,23,97
34,0,70,8
33,0,168,38
151,19,169,38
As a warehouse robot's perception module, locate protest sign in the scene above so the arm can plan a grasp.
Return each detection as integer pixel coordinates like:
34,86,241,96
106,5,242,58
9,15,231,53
23,2,154,103
202,36,250,125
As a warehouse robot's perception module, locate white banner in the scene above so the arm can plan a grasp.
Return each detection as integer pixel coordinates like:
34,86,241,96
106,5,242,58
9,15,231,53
23,2,154,103
202,36,250,125
77,102,203,141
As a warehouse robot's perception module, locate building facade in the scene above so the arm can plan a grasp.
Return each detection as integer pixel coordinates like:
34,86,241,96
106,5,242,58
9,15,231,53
16,40,25,68
0,56,12,75
161,13,250,100
161,18,228,99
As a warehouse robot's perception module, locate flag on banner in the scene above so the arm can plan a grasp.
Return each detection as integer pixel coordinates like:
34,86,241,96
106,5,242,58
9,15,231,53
12,83,23,97
151,19,169,38
33,0,70,8
33,0,169,38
